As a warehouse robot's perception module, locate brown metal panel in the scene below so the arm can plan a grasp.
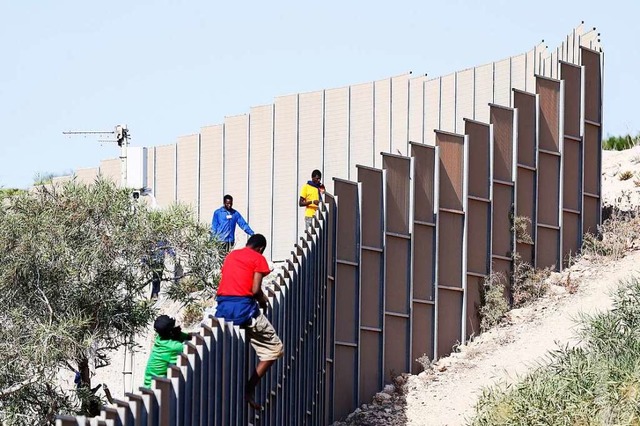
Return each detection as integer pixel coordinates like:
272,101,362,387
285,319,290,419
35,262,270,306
537,227,560,269
248,105,273,245
360,249,383,328
438,212,464,288
334,345,357,421
538,153,560,227
410,142,437,367
359,330,383,404
466,275,483,338
537,78,561,153
563,139,581,211
374,78,391,168
583,196,599,236
465,120,491,199
490,106,515,182
385,236,410,314
325,87,350,192
358,166,384,249
437,288,463,357
492,258,512,282
382,153,411,379
350,83,374,175
154,145,176,207
383,154,411,235
465,118,491,338
335,179,359,264
514,91,537,168
436,132,464,211
492,184,513,258
391,75,410,156
582,48,602,124
584,123,600,195
561,62,582,139
176,134,199,208
410,143,436,224
412,224,435,301
516,168,536,263
467,199,490,274
356,166,384,406
516,242,534,265
199,125,223,225
335,263,358,343
411,303,434,373
562,211,580,264
384,316,409,379
273,95,298,261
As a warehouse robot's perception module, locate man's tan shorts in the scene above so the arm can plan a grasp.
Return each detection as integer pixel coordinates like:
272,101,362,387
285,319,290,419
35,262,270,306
245,313,284,361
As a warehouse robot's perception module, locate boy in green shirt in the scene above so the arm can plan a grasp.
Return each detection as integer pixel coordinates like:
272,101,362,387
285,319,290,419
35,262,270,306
143,315,191,388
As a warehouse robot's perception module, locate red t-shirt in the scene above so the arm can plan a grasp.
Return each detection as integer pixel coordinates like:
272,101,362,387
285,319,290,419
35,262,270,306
217,247,270,296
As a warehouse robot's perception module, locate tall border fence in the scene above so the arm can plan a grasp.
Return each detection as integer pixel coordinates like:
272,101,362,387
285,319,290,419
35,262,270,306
58,29,603,426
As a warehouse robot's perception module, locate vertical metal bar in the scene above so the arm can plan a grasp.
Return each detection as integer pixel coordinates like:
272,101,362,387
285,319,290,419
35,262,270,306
558,80,565,270
460,135,469,344
432,146,440,360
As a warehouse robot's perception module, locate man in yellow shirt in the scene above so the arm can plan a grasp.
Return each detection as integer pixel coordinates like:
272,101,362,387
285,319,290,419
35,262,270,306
299,169,325,229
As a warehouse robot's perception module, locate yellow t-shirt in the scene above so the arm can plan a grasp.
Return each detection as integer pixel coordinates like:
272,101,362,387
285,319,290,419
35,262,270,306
300,183,320,217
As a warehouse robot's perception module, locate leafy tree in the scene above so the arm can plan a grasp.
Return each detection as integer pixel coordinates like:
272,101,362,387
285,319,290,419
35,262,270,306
0,178,223,424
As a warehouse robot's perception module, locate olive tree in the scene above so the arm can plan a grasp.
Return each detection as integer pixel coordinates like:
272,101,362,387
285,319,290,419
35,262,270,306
0,179,222,424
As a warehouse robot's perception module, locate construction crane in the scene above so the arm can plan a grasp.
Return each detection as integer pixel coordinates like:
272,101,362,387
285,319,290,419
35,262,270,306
63,125,130,187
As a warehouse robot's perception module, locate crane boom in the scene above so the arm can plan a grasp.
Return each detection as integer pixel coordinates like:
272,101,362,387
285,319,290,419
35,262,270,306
63,125,130,187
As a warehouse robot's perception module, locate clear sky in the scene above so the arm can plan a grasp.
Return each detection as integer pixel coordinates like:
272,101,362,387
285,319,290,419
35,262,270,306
1,0,637,188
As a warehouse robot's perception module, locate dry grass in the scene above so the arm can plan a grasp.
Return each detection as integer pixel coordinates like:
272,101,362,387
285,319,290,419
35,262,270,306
581,209,640,262
479,271,509,331
181,298,215,326
512,253,551,308
619,170,634,181
512,216,534,245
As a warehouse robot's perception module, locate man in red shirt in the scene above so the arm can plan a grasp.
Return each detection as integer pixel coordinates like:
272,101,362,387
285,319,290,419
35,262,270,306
215,233,284,410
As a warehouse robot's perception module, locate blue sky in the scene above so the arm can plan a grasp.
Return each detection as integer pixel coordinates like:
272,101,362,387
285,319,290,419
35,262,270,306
1,0,637,188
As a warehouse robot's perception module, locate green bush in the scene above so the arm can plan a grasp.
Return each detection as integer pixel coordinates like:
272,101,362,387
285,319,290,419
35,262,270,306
602,134,639,151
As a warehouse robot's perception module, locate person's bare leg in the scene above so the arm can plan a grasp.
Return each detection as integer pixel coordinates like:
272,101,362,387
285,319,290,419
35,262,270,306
245,359,275,409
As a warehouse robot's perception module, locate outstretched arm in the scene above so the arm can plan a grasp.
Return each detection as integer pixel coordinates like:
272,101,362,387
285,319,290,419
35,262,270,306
237,213,254,236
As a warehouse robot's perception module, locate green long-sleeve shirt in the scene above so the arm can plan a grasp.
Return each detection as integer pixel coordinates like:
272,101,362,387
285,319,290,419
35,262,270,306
143,332,190,387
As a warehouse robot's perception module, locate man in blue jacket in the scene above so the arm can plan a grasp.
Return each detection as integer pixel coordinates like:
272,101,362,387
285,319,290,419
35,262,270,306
211,194,254,254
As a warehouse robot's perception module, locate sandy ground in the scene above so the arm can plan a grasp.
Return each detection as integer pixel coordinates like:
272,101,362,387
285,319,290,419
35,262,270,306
402,251,640,425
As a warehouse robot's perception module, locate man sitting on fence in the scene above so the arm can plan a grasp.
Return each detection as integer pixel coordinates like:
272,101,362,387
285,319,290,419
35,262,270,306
215,233,284,410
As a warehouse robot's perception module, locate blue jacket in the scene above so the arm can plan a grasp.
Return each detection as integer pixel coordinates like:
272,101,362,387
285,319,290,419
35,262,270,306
211,207,254,243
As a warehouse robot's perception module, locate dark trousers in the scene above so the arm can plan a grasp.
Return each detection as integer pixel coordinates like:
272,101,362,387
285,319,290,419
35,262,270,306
222,241,234,256
151,269,162,298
